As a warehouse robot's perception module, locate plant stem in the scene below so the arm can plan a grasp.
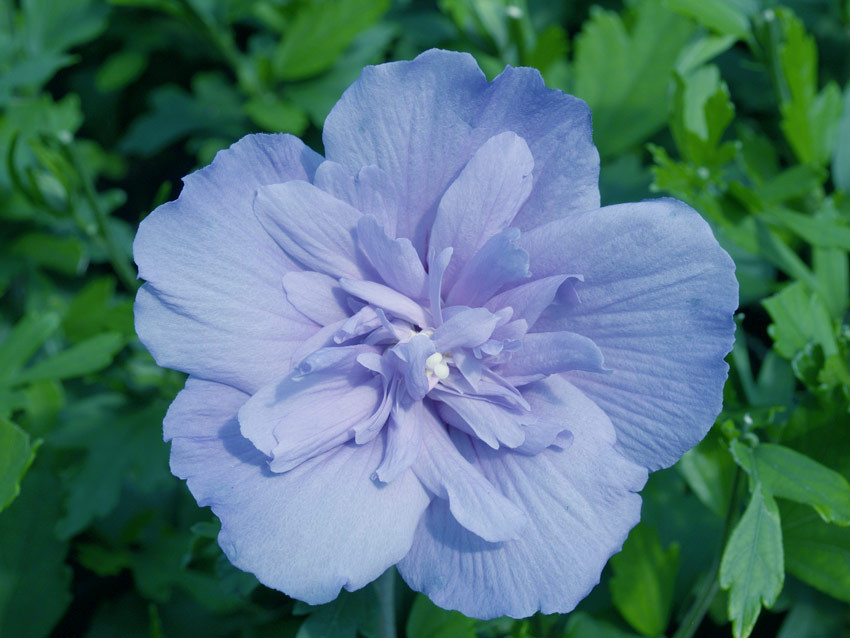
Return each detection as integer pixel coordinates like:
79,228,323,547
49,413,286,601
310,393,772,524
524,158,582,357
377,568,397,638
672,467,744,638
62,143,139,293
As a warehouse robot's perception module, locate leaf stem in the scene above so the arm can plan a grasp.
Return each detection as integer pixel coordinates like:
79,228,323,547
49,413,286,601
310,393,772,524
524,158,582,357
672,466,744,638
62,143,139,293
377,568,397,638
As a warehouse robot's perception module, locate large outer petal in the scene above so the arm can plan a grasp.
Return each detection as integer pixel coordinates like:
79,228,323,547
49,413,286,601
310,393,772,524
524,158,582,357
398,376,646,619
134,134,323,394
322,49,598,256
520,198,738,470
165,377,431,605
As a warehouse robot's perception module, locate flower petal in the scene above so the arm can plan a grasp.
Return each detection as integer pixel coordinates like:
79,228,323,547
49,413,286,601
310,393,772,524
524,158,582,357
398,376,646,619
497,331,606,381
375,394,424,484
254,180,372,280
446,228,531,307
412,408,527,543
432,390,526,449
313,161,400,235
282,271,349,326
357,216,428,300
338,278,430,328
480,65,599,229
323,50,487,256
430,132,533,288
166,377,430,605
432,307,500,352
485,274,569,329
134,134,323,394
521,198,738,470
323,51,599,257
238,346,383,471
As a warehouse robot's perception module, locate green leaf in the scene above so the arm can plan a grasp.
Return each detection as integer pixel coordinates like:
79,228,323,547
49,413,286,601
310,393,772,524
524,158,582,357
244,94,308,135
610,523,680,636
670,65,736,167
272,0,391,81
572,0,696,157
0,419,39,512
720,486,784,638
678,426,736,517
295,586,379,638
120,74,245,157
53,396,170,538
406,593,476,638
95,50,147,92
15,332,125,385
0,466,72,638
0,312,61,387
732,442,850,525
832,83,850,191
11,232,87,275
564,612,642,638
666,0,751,40
775,9,843,166
782,502,850,603
287,23,396,127
762,281,836,359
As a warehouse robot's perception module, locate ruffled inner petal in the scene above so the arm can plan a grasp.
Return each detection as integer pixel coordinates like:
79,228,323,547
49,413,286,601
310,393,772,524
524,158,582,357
282,271,349,326
446,227,531,307
375,394,424,484
432,391,526,450
485,274,570,330
238,346,384,472
497,331,607,381
357,216,428,300
412,407,527,543
254,181,371,280
430,131,534,289
313,161,400,236
339,278,430,328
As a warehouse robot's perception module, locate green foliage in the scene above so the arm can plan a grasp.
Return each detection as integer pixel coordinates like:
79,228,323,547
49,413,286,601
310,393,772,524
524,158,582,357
610,523,680,636
720,485,785,638
1,0,849,636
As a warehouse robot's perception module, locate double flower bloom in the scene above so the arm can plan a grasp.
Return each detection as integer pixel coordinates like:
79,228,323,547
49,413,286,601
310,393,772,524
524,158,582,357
134,50,738,619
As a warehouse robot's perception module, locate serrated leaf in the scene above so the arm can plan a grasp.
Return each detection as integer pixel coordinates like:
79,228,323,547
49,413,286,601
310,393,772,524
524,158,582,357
0,466,72,638
732,442,850,525
406,593,475,638
720,486,784,638
272,0,390,81
0,419,39,512
762,281,836,359
610,523,680,636
572,0,696,157
15,332,125,385
671,65,735,167
782,502,850,603
775,9,843,166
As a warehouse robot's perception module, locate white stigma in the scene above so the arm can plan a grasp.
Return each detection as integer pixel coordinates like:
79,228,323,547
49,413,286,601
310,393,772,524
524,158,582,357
425,352,450,380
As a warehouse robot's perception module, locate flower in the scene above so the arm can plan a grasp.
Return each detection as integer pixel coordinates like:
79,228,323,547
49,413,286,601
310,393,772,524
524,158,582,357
134,49,737,619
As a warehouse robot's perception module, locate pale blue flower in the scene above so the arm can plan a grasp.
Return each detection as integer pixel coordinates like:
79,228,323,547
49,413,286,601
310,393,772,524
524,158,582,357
134,49,737,619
